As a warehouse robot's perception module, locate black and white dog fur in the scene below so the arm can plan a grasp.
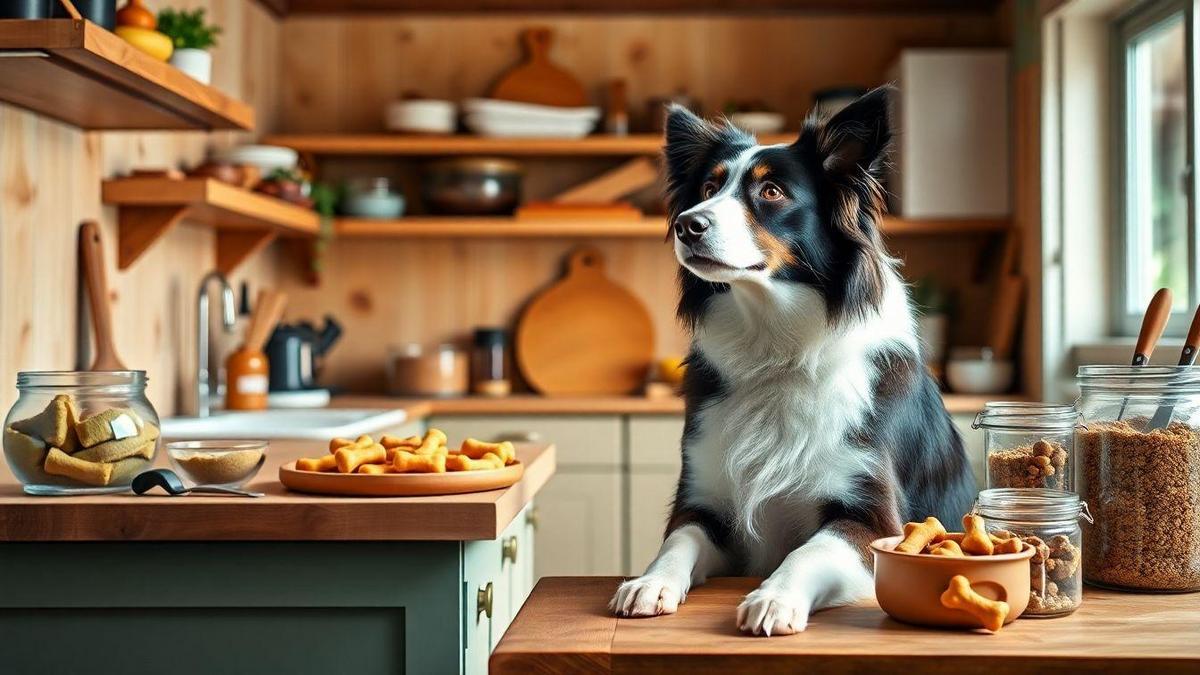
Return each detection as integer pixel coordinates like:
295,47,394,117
610,88,975,636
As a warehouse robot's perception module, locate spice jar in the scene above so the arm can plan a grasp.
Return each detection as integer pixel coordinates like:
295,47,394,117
472,328,510,397
977,488,1091,617
974,401,1078,491
1075,365,1200,591
3,371,161,495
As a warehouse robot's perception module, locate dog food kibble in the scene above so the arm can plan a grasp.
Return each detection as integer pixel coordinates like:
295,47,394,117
987,439,1068,489
991,529,1081,615
1077,420,1200,591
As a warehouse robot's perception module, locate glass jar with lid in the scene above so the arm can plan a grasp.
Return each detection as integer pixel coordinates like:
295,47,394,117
471,328,511,397
1075,365,1200,591
3,371,160,495
974,401,1078,491
977,488,1091,617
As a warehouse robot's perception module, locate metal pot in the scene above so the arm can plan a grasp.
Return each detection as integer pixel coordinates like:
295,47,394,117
421,158,521,215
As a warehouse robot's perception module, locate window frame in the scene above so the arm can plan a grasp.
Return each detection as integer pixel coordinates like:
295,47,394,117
1111,0,1196,337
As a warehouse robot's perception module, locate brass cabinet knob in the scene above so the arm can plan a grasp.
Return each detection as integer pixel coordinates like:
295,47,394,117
502,536,518,565
526,505,540,531
477,582,493,621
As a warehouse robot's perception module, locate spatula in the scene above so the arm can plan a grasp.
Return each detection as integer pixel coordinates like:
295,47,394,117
1147,303,1200,429
79,221,126,371
1118,288,1172,420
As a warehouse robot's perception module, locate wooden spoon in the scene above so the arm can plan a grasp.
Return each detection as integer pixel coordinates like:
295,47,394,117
1118,287,1172,420
79,221,126,371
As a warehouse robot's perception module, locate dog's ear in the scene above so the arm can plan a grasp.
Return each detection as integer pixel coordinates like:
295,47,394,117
803,85,893,183
663,104,718,185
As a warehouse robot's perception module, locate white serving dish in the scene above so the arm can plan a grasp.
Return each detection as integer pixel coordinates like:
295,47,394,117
385,99,456,134
729,111,786,134
462,98,601,122
463,114,595,138
215,145,298,175
162,408,408,441
946,358,1014,394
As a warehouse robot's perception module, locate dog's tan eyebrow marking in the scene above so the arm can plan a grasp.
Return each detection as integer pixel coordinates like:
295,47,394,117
711,164,727,179
751,164,770,181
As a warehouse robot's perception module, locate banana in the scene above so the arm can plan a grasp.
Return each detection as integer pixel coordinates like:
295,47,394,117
115,27,174,62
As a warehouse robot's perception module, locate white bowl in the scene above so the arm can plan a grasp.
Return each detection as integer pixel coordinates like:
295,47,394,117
462,98,601,122
463,114,595,139
729,111,786,134
946,358,1014,394
385,99,456,134
215,145,298,175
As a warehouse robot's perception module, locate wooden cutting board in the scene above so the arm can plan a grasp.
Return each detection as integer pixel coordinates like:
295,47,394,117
516,247,654,395
490,27,587,108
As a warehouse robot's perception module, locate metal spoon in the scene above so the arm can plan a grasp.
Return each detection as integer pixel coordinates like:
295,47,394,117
132,468,264,497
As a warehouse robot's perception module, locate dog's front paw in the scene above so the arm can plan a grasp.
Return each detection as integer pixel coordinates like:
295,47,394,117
610,576,685,617
736,587,810,636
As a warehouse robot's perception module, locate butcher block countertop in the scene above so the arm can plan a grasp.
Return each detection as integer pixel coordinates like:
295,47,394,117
491,577,1200,675
0,442,554,542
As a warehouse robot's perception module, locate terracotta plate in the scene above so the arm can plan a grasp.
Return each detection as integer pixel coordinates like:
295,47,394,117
279,460,524,497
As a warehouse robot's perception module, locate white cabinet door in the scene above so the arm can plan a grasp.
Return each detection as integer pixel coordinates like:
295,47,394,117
629,471,681,575
428,415,622,467
533,471,623,578
462,538,502,675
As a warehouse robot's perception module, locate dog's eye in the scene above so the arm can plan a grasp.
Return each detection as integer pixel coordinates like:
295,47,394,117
760,182,785,201
702,181,718,200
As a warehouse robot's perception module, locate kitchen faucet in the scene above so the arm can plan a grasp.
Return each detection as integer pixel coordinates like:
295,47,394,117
196,271,237,417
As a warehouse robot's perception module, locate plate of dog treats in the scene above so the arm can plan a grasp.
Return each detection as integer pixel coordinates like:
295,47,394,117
278,428,524,496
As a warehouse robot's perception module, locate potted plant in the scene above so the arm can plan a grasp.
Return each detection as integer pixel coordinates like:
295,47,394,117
157,7,220,84
911,277,951,371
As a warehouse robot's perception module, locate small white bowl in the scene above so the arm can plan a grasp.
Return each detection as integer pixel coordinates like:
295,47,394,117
946,358,1014,394
215,145,298,175
729,111,786,134
385,99,457,134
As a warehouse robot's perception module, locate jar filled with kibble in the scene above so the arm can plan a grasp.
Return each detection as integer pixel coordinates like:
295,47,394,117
1076,365,1200,592
974,401,1078,491
977,488,1091,617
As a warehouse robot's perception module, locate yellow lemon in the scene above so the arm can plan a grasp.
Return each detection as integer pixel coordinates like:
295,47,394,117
115,27,174,62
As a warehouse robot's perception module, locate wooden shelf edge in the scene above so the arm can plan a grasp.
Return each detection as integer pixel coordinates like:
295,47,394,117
103,177,318,269
263,132,798,156
0,20,253,131
333,215,1008,239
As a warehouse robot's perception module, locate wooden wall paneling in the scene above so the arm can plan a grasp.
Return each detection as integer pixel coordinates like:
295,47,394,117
0,0,285,417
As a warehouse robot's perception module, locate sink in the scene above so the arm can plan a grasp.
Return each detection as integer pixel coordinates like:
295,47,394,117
161,408,411,441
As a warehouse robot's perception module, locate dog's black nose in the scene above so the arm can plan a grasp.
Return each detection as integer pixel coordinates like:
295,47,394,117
674,212,711,245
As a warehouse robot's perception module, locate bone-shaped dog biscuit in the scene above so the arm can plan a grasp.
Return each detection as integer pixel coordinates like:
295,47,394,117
961,514,995,555
336,443,386,474
75,408,143,448
329,435,373,454
992,537,1024,555
896,517,947,553
73,424,159,463
43,447,114,487
381,435,421,450
358,463,396,475
10,394,80,451
446,453,504,472
940,575,1009,632
414,429,448,455
296,455,338,472
460,438,515,465
393,449,447,473
929,540,965,557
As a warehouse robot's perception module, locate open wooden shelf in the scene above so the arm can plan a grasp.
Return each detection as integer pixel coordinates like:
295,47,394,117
335,215,1009,239
0,19,253,130
264,132,797,157
102,178,320,273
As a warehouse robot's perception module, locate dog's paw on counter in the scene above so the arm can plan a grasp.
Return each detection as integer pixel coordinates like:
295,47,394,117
736,587,810,636
610,576,687,617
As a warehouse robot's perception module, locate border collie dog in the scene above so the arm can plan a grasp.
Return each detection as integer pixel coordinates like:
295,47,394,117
611,88,974,635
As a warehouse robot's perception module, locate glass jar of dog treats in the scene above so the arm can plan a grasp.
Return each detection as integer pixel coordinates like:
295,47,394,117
3,371,160,495
974,401,1078,491
1076,365,1200,591
977,488,1091,617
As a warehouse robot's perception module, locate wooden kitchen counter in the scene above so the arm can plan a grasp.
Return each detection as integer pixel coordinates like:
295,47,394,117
0,443,554,542
492,577,1200,674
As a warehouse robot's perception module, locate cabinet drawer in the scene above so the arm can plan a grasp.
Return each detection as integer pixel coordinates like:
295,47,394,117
628,415,685,469
629,471,679,575
429,415,622,467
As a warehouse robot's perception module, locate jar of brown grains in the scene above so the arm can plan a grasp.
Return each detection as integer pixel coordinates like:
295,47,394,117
977,488,1092,617
1076,365,1200,592
974,401,1078,491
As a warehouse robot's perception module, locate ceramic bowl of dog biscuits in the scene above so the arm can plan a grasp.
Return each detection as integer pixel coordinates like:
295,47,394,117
871,534,1034,630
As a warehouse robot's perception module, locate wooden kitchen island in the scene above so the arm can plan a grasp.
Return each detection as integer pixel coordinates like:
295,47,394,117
492,577,1200,674
0,443,555,675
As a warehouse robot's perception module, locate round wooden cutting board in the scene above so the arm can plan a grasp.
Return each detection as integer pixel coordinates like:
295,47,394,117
516,247,654,395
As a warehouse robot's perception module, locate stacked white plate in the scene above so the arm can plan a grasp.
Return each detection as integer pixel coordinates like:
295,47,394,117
462,98,601,139
215,145,298,175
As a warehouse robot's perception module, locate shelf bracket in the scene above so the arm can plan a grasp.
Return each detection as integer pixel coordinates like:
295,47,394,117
117,205,189,269
216,229,278,275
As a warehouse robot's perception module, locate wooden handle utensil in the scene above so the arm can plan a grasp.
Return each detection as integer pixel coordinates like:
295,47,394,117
1132,288,1173,366
79,221,126,371
1179,305,1200,366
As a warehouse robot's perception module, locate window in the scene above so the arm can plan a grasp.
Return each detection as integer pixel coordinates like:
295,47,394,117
1114,0,1194,334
